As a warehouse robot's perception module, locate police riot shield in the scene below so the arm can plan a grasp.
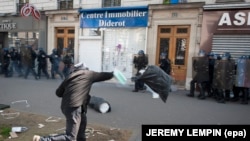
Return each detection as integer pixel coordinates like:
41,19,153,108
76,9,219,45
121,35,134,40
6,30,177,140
192,57,209,82
212,60,235,90
235,58,250,88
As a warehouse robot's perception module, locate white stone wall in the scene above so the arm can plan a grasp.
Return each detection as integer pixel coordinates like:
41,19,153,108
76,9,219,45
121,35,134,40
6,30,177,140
1,0,250,14
0,0,16,14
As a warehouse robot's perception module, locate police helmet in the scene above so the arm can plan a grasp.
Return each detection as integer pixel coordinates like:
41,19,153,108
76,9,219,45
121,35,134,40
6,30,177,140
221,52,231,60
138,50,144,55
198,50,206,57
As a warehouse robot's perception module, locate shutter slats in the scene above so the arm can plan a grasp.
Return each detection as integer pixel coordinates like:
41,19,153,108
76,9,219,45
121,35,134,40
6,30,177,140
212,35,250,60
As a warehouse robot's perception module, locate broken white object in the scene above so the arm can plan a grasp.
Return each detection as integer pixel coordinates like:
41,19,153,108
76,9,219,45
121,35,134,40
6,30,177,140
11,100,30,107
45,116,61,122
38,124,44,128
152,92,160,99
99,103,110,113
11,127,28,132
1,112,20,119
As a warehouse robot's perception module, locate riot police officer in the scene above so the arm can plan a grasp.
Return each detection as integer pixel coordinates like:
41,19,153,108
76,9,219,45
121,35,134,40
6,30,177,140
3,48,11,77
213,52,235,103
49,48,64,79
37,47,50,79
234,55,250,104
186,50,209,99
132,50,148,92
159,52,171,75
24,46,39,80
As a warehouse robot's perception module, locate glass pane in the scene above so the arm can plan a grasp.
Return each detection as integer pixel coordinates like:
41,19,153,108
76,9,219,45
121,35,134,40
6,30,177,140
57,38,64,56
160,28,171,34
68,29,74,34
103,0,121,7
176,28,188,34
159,38,170,64
57,29,64,34
67,38,74,58
175,38,187,65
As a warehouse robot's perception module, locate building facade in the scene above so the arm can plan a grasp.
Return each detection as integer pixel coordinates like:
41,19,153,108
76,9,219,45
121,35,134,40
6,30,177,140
1,0,250,88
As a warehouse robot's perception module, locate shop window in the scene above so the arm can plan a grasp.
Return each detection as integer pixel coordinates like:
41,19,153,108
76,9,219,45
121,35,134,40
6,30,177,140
58,0,73,10
102,0,121,7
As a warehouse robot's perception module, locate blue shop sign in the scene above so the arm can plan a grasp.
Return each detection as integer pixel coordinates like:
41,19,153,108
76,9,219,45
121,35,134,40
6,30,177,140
79,6,148,28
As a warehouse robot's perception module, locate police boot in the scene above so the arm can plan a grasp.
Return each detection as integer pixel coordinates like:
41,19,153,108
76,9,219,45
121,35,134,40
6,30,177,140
217,90,225,103
241,88,249,105
186,81,195,97
198,83,206,100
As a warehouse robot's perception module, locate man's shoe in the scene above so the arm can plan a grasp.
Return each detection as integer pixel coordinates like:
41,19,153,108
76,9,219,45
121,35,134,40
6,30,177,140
33,135,41,141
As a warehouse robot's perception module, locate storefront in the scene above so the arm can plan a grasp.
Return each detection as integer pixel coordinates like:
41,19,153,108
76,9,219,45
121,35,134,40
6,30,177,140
78,6,148,78
0,13,47,51
200,3,250,60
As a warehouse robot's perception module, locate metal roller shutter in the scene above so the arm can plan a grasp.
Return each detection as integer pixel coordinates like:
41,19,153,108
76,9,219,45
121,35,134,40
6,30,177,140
212,35,250,60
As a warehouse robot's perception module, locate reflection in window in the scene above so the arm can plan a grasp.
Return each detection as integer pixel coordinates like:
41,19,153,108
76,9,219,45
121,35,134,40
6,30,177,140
175,38,186,65
8,32,39,49
159,38,170,64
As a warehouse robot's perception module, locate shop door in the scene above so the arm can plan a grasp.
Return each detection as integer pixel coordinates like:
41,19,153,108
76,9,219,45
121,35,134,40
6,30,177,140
156,25,190,82
55,27,75,56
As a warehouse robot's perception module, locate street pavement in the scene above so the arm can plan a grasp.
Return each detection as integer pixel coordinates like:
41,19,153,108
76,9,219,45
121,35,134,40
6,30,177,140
0,75,250,141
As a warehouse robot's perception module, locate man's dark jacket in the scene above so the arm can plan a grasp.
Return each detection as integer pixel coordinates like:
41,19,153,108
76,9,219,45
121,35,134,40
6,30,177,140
56,69,113,111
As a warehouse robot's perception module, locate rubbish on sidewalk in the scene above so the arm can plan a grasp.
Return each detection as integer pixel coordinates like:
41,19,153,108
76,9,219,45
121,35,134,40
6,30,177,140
55,127,65,131
9,132,18,138
45,116,61,122
88,96,111,113
11,126,28,133
11,100,30,107
38,123,44,128
0,104,10,110
1,112,20,119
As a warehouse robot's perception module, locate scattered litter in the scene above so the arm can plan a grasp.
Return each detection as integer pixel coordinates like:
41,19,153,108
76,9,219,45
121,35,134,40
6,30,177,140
1,112,20,119
45,116,61,122
110,127,120,131
11,126,28,133
55,127,65,131
96,132,107,136
9,132,18,138
49,134,58,136
0,110,3,113
108,140,115,141
11,100,30,107
38,124,45,128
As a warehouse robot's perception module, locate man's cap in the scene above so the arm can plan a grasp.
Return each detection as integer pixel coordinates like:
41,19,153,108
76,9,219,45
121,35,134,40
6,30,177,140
74,62,87,69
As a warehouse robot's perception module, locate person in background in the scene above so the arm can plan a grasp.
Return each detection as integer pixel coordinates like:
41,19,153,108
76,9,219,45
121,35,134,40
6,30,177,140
159,52,171,75
3,48,11,77
132,50,148,92
49,48,64,80
186,50,209,100
37,47,50,79
62,48,74,78
24,46,38,80
33,62,114,141
9,47,23,77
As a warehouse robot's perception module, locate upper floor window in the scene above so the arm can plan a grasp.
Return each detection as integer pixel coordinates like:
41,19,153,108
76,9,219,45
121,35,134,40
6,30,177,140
19,0,29,3
216,0,244,3
58,0,73,10
102,0,121,8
